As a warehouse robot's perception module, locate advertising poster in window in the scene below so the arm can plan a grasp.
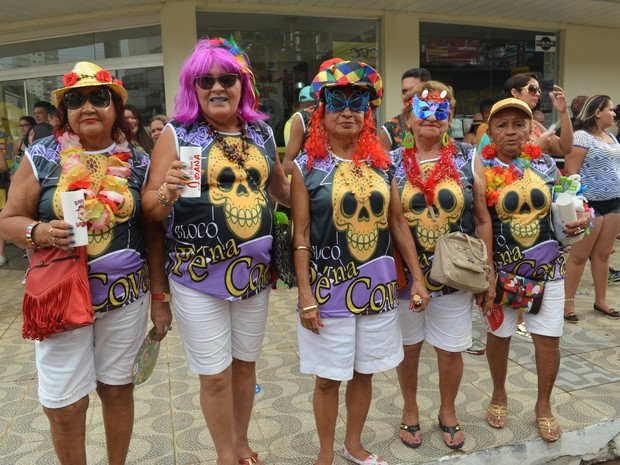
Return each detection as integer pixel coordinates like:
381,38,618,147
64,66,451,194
332,42,377,68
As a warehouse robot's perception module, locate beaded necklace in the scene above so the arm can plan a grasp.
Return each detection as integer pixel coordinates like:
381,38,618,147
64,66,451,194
481,143,542,206
403,139,461,206
203,119,248,166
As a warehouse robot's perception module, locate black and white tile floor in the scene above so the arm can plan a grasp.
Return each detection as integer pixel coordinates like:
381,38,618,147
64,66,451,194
1,243,620,464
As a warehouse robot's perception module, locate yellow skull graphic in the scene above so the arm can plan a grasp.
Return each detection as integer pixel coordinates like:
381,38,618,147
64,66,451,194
495,168,551,247
207,137,269,240
53,153,134,257
402,165,464,251
331,162,389,262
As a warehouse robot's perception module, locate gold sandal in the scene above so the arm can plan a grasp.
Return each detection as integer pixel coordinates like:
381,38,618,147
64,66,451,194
239,452,263,465
486,404,508,429
536,417,561,442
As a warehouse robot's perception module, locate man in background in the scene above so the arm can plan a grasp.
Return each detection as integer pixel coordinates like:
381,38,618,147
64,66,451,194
379,67,431,151
33,101,54,124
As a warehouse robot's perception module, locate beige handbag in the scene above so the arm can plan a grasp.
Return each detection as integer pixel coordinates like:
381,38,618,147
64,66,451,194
430,231,490,293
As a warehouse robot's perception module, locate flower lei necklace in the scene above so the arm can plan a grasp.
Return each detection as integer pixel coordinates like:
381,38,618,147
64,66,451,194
481,143,542,206
202,119,248,167
402,138,462,206
58,131,131,231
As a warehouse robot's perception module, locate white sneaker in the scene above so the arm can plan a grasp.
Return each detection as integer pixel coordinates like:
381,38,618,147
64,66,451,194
0,256,7,267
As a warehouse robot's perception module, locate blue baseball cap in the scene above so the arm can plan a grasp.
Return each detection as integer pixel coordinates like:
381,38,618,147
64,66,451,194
298,86,313,102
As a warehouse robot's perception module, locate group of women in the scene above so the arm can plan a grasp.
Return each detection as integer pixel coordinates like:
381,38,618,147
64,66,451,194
0,34,615,465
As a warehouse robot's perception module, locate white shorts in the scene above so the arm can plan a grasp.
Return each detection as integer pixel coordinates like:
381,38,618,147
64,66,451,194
297,310,404,381
489,279,564,338
398,291,473,352
35,295,149,409
169,280,270,375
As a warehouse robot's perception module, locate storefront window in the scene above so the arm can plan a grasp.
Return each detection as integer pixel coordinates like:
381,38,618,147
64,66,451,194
0,26,162,70
0,25,164,156
420,23,558,128
197,12,379,146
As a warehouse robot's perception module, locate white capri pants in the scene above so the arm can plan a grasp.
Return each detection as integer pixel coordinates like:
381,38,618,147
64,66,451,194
36,295,149,409
489,279,564,338
169,279,270,375
297,309,404,381
398,290,474,352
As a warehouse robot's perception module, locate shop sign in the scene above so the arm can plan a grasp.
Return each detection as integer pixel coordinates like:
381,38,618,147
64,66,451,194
425,38,480,65
535,35,556,52
332,41,378,68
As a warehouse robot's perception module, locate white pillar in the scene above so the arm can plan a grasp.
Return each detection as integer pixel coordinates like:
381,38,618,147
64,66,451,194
161,0,198,116
382,11,421,121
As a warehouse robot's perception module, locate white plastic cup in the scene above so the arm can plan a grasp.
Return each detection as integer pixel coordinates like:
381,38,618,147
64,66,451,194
179,146,202,198
556,192,578,224
60,190,89,247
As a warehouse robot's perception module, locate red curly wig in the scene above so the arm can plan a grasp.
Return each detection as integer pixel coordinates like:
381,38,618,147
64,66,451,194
304,103,391,171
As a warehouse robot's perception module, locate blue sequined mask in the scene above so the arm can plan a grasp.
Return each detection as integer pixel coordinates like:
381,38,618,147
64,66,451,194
412,94,450,121
324,88,370,113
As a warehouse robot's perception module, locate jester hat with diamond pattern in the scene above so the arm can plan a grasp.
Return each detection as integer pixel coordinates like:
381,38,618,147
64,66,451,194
311,60,383,109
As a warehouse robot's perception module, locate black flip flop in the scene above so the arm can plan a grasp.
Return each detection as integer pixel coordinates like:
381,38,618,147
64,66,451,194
399,423,421,449
564,312,579,323
594,304,620,319
438,416,464,449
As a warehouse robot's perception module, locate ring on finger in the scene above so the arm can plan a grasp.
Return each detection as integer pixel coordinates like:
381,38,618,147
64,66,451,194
51,236,57,247
575,227,584,235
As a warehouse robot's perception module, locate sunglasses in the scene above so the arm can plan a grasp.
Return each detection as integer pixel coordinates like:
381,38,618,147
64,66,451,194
64,88,112,110
324,88,370,113
522,84,541,96
194,73,240,90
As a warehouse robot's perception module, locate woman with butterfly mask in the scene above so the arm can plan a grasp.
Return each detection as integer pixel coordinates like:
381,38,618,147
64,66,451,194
392,81,495,450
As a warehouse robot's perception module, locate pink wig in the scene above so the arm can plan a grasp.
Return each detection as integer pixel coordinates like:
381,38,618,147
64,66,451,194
172,37,267,124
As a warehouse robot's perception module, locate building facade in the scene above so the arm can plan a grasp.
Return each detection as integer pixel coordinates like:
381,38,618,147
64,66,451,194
1,1,619,150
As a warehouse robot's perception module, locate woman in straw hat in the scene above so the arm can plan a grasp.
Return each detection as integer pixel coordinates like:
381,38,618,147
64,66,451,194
142,37,289,465
0,61,164,464
291,60,428,465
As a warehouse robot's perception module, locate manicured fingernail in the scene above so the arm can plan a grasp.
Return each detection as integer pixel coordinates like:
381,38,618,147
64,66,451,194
183,174,191,180
69,239,75,244
181,162,188,168
68,247,74,252
69,231,74,236
68,225,73,230
177,185,184,189
409,303,413,310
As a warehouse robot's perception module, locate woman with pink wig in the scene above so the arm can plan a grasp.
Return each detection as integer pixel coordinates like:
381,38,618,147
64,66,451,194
142,37,289,465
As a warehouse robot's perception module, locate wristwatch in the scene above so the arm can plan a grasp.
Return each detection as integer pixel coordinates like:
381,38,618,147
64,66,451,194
151,292,172,303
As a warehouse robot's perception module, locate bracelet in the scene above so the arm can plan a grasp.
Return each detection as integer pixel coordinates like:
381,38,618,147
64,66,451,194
151,292,172,303
156,183,178,207
293,245,312,252
25,221,42,248
299,304,319,314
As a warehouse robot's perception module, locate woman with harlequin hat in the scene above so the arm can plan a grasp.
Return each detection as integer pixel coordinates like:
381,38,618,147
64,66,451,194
291,60,428,465
0,61,154,464
142,37,290,465
392,81,495,450
481,98,591,442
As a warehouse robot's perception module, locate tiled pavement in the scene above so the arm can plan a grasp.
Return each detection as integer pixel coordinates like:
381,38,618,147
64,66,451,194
1,243,620,464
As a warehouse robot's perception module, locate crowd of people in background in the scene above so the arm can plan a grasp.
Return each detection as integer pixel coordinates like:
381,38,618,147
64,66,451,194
1,38,620,465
